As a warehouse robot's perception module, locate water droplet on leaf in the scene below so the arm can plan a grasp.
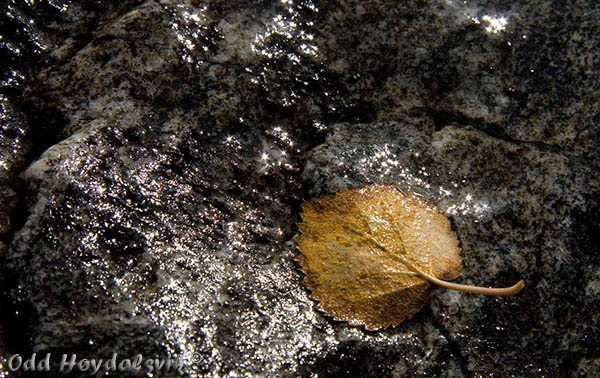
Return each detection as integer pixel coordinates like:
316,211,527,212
296,184,523,330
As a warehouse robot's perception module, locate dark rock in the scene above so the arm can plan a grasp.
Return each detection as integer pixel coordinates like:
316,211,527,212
1,0,599,377
303,120,600,377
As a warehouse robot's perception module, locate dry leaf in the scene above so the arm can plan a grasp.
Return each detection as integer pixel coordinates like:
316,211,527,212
295,184,524,330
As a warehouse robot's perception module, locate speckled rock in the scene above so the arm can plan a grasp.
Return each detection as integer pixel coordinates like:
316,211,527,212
0,95,30,378
3,0,335,376
1,0,599,377
302,119,600,376
0,96,29,243
314,0,600,155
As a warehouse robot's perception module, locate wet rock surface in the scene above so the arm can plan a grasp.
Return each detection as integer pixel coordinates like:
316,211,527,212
1,0,599,377
303,120,600,376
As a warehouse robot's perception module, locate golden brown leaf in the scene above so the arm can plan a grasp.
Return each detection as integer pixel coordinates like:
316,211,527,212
295,184,524,330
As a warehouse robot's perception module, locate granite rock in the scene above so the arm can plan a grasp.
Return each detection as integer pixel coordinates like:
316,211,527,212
302,119,600,376
1,0,599,377
0,95,30,378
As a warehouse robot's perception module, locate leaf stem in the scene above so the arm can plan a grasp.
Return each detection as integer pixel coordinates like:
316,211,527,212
364,231,524,296
403,260,524,296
